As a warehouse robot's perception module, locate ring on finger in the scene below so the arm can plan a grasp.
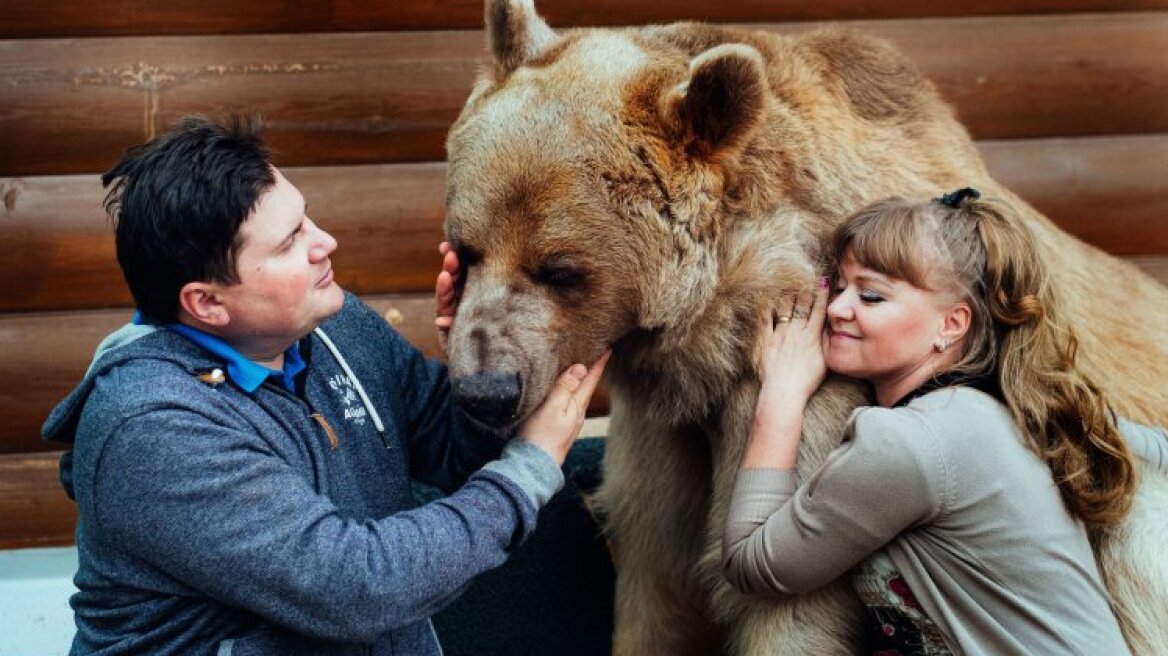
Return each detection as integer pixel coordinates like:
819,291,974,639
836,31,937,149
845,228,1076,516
776,315,792,324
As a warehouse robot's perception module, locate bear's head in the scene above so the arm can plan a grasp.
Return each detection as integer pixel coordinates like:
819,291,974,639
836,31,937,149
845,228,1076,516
443,0,776,431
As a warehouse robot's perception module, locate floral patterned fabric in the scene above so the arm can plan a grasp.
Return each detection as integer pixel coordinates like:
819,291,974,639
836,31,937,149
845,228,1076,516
853,551,953,656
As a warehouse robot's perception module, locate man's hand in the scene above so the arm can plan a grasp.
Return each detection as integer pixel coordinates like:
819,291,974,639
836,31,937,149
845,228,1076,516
519,350,611,465
435,241,461,353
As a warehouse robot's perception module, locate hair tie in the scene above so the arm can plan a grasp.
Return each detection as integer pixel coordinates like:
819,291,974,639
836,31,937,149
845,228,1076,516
936,187,981,208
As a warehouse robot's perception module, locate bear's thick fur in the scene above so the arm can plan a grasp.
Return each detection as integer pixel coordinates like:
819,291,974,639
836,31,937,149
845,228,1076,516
442,1,1168,653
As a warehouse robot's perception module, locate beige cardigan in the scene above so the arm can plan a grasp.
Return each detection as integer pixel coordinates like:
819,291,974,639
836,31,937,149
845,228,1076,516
724,387,1136,656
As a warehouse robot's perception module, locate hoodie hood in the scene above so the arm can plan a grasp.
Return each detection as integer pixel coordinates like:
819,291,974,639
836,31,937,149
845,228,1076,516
41,323,204,499
43,323,164,446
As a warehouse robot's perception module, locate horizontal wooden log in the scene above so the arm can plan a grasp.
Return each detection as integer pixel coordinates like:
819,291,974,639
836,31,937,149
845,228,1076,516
0,31,477,176
976,136,1168,257
1,13,1166,176
5,1,1168,38
0,452,75,549
3,134,1165,313
0,293,610,455
0,163,448,313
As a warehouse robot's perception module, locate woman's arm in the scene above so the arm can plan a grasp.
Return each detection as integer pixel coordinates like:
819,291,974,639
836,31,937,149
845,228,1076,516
723,409,945,595
724,281,942,595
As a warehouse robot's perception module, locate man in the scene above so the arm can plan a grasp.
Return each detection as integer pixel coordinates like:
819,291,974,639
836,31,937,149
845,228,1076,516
42,115,608,655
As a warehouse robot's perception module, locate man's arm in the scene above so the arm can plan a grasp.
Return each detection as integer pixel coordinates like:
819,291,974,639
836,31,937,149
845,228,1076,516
91,408,555,643
90,344,605,643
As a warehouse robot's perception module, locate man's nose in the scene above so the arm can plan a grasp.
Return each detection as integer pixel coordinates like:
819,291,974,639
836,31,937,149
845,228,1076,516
307,220,338,259
319,229,338,255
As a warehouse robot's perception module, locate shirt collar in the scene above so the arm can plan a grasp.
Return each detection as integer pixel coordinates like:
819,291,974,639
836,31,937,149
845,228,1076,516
134,311,306,393
890,369,1003,409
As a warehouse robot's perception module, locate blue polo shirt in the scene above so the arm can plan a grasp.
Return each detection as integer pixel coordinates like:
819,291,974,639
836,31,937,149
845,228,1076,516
133,312,305,393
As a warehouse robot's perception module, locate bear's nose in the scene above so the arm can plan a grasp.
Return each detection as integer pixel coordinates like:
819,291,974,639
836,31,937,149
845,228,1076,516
453,371,522,428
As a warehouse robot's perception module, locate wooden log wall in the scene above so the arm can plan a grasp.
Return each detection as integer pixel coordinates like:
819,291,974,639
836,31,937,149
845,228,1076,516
1,2,1166,548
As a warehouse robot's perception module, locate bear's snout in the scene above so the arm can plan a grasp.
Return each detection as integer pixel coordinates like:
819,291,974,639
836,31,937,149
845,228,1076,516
453,371,523,429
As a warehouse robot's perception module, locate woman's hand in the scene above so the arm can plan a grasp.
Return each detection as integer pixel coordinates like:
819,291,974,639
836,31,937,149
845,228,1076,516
742,279,829,470
435,242,461,353
519,350,611,465
756,279,830,407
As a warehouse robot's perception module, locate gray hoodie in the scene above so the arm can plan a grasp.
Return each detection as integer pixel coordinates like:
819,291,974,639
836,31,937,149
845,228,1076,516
42,293,564,655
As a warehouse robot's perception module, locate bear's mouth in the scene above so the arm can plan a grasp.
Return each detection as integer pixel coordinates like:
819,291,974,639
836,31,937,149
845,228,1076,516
457,410,519,441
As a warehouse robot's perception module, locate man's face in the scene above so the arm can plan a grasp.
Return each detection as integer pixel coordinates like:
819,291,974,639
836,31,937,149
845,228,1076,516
217,168,344,349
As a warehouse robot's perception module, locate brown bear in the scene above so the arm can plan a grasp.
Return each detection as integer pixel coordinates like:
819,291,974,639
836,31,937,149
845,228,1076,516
441,1,1168,653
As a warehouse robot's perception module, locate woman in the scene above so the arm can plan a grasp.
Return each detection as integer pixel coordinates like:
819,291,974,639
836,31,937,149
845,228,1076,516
722,189,1165,655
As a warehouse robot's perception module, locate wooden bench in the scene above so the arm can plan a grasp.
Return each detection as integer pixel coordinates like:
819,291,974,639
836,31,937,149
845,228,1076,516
1,1,1166,549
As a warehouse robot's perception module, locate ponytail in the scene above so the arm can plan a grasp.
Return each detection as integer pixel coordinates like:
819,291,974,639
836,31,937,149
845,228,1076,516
975,202,1137,530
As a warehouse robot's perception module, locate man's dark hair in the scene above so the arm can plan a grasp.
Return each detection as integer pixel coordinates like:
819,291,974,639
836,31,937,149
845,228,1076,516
102,115,275,322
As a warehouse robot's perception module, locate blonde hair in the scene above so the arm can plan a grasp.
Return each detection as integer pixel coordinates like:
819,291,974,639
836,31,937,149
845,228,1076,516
831,194,1137,530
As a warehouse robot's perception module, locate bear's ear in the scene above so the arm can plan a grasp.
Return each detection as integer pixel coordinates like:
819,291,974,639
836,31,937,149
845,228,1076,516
486,0,559,74
663,44,769,160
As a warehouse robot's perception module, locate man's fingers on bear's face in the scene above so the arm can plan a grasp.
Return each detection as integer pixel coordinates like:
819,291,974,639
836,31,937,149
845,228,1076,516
575,350,611,402
436,271,455,299
442,249,460,277
554,364,586,396
567,363,587,383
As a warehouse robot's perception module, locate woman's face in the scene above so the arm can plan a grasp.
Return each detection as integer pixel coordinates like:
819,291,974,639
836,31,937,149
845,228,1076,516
825,250,965,405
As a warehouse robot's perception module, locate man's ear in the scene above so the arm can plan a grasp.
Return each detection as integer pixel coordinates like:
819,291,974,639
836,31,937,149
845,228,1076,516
661,43,770,161
487,0,559,74
178,282,230,328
